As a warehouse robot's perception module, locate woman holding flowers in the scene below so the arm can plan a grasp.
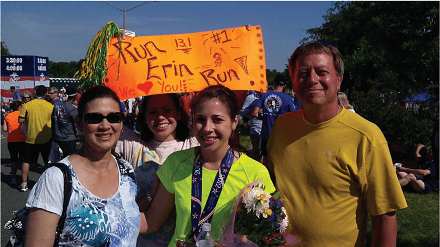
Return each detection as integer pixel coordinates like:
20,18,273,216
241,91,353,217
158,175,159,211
140,84,275,246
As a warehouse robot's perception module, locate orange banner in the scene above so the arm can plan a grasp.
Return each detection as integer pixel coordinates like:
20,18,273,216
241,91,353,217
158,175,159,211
104,25,267,100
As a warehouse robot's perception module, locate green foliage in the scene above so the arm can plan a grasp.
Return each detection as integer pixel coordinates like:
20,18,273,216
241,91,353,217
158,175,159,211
303,2,439,98
265,68,293,94
352,90,438,154
366,192,439,247
49,60,84,78
1,41,11,56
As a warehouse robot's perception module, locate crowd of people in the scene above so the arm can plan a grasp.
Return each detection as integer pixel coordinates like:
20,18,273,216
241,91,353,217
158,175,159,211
1,41,437,246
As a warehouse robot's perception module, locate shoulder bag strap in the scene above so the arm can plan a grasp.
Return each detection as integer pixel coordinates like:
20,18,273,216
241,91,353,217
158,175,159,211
51,163,73,246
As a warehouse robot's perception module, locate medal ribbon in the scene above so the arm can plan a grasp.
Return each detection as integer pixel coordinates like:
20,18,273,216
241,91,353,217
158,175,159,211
191,147,234,241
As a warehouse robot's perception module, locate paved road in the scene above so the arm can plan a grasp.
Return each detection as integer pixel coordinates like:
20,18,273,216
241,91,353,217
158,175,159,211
1,133,58,246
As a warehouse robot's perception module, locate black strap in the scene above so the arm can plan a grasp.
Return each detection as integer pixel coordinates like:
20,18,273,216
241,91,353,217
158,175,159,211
51,163,73,246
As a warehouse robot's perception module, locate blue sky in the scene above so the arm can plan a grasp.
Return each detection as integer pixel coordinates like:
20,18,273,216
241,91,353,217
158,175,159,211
1,1,333,72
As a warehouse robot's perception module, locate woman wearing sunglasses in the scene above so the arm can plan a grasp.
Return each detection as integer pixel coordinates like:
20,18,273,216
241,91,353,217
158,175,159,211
25,86,140,246
114,93,199,246
21,91,33,103
139,85,275,246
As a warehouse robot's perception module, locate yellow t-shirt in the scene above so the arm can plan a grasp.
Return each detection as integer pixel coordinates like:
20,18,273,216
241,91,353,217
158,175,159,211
267,108,407,247
19,98,54,144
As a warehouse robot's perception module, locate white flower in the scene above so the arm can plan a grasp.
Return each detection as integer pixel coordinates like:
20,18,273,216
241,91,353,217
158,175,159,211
279,207,288,232
242,186,271,216
242,188,257,213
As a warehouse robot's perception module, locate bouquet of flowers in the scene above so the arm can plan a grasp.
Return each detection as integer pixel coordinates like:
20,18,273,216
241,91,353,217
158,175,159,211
221,179,300,247
177,179,300,247
227,182,287,246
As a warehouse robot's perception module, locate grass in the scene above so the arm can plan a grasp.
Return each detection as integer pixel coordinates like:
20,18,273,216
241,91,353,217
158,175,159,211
367,192,439,247
238,121,439,246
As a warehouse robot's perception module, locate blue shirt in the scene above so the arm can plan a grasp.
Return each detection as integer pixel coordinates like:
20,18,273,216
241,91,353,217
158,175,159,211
255,91,297,139
13,91,20,100
120,101,127,113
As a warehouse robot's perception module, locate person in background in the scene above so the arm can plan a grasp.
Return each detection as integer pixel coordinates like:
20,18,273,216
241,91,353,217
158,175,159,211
267,41,407,246
395,161,437,193
115,93,198,246
251,75,297,166
59,88,66,101
47,87,64,162
120,100,128,119
337,91,355,112
10,86,21,102
21,91,33,104
25,85,140,246
51,86,78,157
239,90,262,160
132,96,143,132
19,91,33,137
139,85,275,247
74,87,84,106
18,85,54,192
48,87,61,104
2,101,26,185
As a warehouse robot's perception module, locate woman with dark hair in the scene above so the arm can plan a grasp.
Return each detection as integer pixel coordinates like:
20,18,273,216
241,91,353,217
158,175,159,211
139,85,275,246
25,86,140,246
114,93,199,246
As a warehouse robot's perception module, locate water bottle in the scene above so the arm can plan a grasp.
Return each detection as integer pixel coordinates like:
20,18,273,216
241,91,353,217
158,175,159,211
196,222,215,247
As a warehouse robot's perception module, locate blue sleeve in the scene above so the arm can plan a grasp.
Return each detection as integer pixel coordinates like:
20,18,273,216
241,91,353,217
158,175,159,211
287,96,296,112
239,98,258,117
293,97,301,110
120,101,127,113
255,94,264,108
13,92,20,100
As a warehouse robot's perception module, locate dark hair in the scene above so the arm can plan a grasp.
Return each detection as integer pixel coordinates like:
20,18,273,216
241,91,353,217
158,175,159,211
136,93,190,142
77,86,121,118
35,85,47,96
190,85,244,152
10,101,22,111
10,86,15,90
274,74,286,86
288,41,344,91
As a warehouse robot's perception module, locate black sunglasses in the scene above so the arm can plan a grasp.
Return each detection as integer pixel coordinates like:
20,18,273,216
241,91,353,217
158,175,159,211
83,112,125,124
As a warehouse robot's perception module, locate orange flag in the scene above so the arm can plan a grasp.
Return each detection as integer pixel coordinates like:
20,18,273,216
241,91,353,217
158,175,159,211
104,25,267,100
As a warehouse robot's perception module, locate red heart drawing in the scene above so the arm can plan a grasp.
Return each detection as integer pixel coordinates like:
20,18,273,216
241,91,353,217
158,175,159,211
137,81,154,95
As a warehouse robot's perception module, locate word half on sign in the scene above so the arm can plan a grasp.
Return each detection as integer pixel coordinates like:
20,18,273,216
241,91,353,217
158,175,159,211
104,25,267,100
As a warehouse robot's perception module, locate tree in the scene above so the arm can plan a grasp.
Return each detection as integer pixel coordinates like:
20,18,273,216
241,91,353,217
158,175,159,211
303,2,438,99
49,60,84,78
303,2,439,154
1,41,11,56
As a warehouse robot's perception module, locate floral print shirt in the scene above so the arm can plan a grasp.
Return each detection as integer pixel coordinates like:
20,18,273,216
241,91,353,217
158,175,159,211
26,156,140,246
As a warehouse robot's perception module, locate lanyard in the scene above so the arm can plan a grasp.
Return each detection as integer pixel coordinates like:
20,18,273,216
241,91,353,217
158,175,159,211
191,147,234,241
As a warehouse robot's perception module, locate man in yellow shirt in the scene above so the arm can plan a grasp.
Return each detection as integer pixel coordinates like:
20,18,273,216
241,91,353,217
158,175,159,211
267,41,407,246
18,85,54,192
